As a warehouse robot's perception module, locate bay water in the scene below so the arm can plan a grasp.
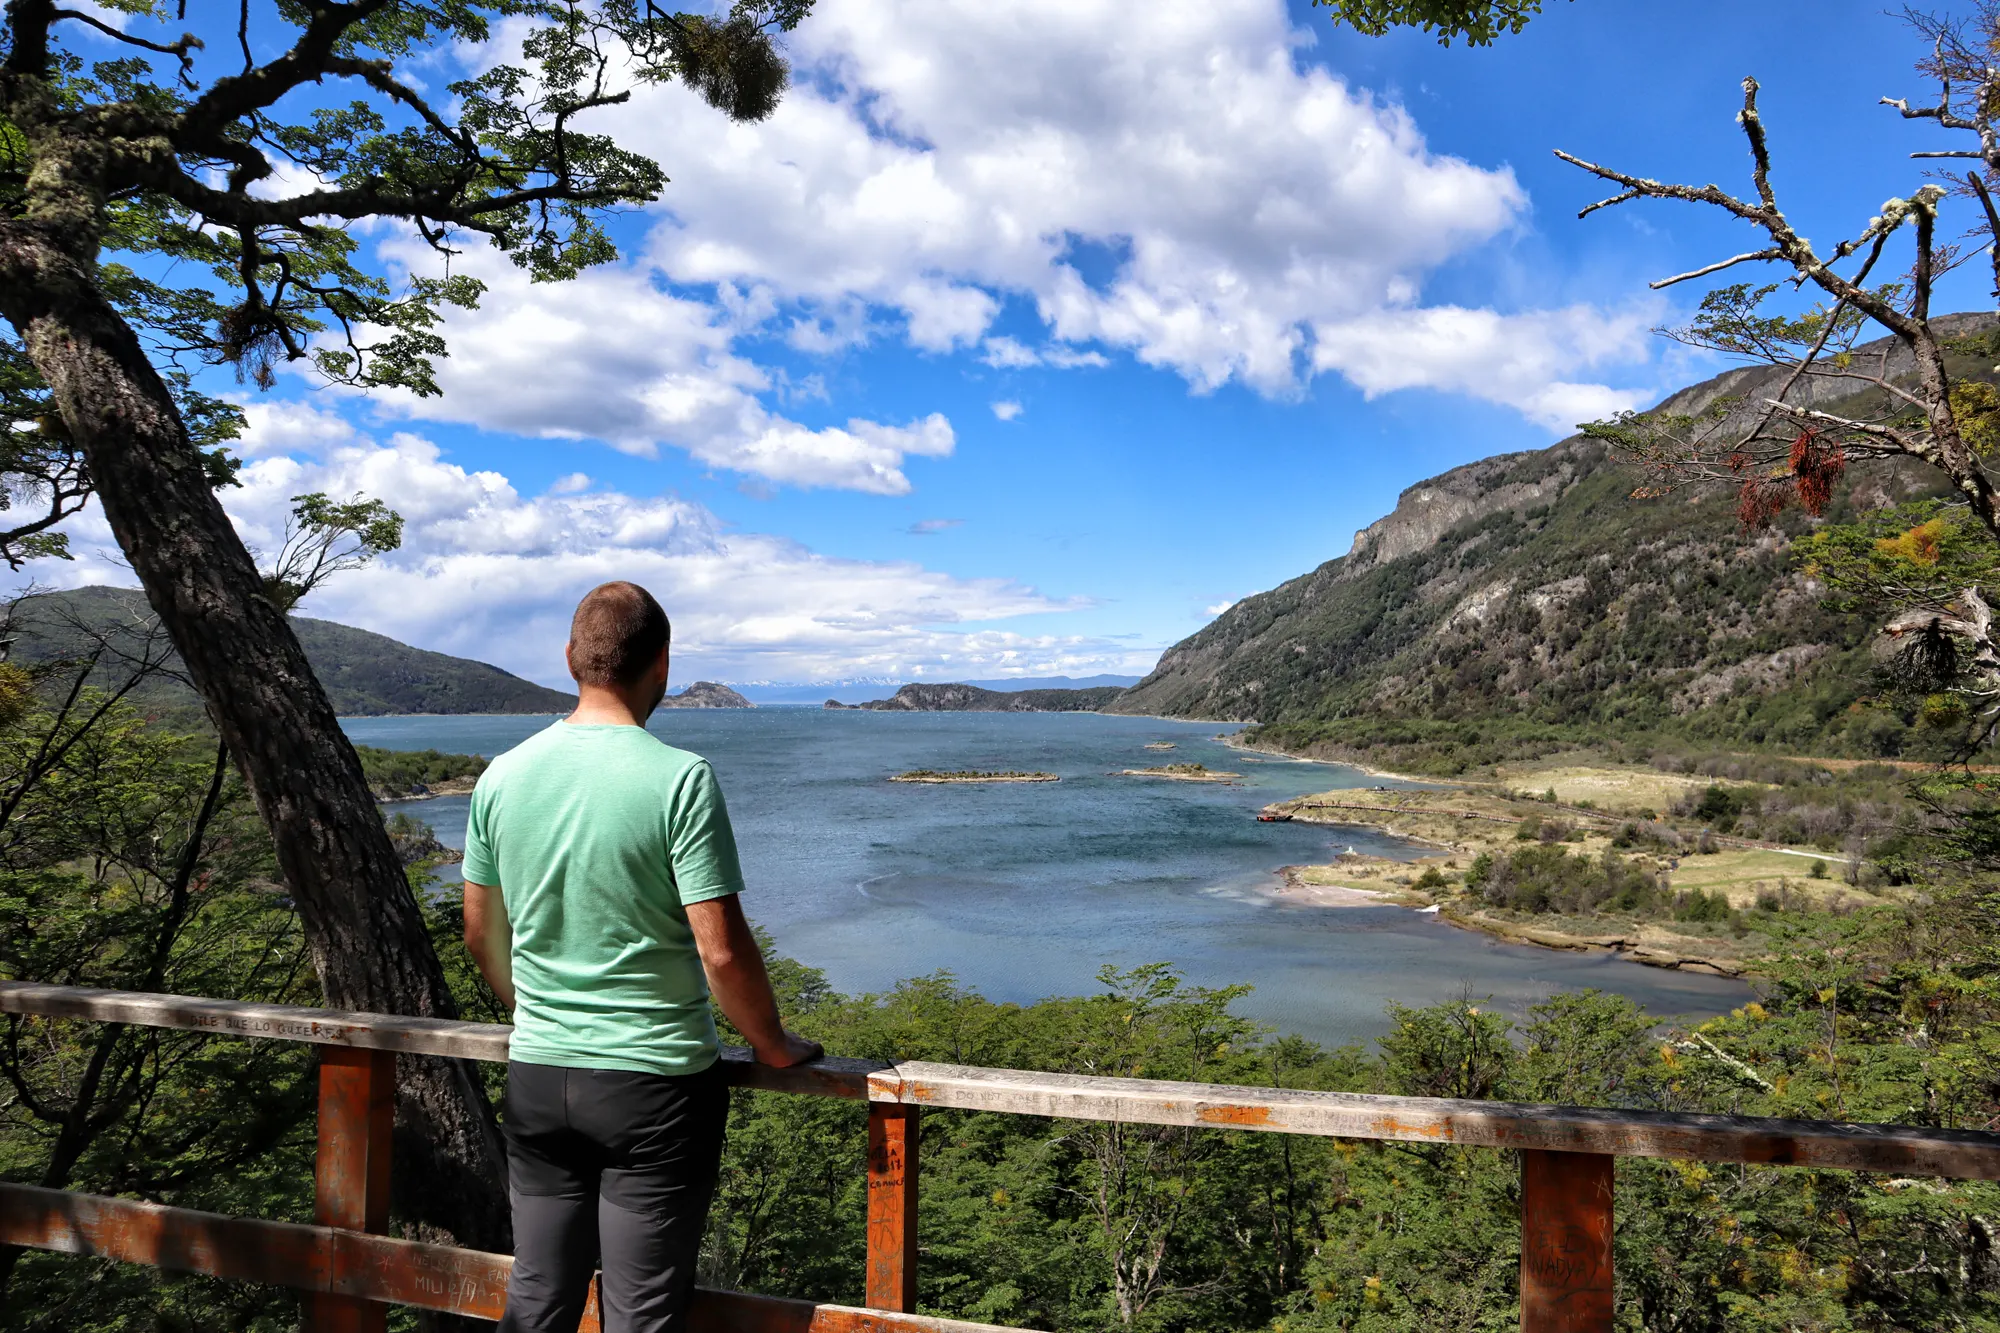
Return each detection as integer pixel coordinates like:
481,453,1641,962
345,709,1750,1047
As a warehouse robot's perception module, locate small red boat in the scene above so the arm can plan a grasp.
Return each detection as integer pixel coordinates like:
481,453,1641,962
1257,813,1292,823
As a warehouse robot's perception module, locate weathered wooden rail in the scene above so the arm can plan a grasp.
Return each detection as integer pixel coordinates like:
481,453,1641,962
4,981,1999,1332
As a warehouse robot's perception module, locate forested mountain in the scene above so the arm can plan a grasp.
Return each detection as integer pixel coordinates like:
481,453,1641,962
842,681,1130,712
1108,322,1996,770
6,586,577,717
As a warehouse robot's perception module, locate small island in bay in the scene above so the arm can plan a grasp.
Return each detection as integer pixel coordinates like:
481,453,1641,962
891,769,1061,784
1143,742,1177,750
1115,763,1242,782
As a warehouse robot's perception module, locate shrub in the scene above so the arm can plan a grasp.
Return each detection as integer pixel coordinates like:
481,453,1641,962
1673,888,1736,925
1690,783,1752,831
1474,845,1662,915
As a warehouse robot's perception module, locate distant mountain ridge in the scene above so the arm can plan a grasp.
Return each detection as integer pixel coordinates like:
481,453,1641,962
1107,319,1999,770
831,682,1129,712
9,586,577,717
736,674,1140,705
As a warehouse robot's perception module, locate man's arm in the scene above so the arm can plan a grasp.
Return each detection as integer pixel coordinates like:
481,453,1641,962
463,879,516,1011
686,895,822,1068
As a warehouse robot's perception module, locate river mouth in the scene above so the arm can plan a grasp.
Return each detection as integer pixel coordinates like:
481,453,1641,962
346,709,1752,1047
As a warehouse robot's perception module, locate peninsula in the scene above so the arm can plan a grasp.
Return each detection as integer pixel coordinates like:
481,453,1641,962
842,682,1127,712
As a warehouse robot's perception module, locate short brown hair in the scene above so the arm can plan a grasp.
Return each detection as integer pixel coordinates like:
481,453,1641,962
568,582,670,687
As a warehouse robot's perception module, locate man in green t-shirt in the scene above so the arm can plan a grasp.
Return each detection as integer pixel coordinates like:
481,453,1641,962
462,581,821,1333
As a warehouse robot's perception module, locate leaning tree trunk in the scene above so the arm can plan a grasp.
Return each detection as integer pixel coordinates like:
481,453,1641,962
0,223,509,1253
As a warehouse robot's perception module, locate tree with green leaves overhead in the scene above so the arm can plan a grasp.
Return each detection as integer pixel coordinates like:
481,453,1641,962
0,0,810,1250
1314,0,1568,46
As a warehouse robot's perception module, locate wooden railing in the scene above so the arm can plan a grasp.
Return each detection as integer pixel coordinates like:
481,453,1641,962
3,980,1999,1333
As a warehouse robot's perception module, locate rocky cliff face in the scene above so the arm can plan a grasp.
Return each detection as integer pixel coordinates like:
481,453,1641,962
1107,326,1974,763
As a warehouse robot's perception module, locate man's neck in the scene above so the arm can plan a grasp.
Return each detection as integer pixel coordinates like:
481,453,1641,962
567,687,650,727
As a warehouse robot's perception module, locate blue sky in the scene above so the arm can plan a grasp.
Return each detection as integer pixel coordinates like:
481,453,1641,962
42,1,1996,688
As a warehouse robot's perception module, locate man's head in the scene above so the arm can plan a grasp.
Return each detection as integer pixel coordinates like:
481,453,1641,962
567,582,671,716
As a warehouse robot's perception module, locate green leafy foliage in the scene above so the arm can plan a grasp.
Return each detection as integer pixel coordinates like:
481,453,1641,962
1313,0,1564,46
1798,501,2000,618
0,684,316,1326
1465,843,1666,915
355,744,487,799
261,491,405,613
12,833,2000,1330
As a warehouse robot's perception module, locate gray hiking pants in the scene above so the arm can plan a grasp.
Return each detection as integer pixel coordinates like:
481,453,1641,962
497,1060,729,1333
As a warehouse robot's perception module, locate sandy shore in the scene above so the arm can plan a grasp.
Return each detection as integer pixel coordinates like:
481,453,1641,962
1218,730,1436,785
1114,767,1242,782
1257,863,1426,908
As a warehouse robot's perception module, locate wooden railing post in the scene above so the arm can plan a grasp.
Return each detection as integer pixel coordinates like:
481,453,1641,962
1520,1149,1614,1333
866,1102,919,1312
306,1047,395,1333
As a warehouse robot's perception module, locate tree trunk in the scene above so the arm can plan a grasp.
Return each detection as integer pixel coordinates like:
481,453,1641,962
1910,329,2000,541
0,222,509,1252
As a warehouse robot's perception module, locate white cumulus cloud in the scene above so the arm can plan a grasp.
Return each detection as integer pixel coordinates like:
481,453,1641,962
605,0,1642,411
16,405,1145,683
1310,304,1660,432
380,0,1653,468
372,243,956,496
991,400,1024,421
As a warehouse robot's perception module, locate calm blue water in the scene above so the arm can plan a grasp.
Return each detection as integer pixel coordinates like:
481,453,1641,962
346,709,1751,1046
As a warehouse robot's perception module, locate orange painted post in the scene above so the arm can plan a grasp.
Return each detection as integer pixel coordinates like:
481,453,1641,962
306,1047,395,1333
865,1102,919,1312
1520,1149,1614,1333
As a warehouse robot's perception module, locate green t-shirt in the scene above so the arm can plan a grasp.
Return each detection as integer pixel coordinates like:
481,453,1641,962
461,722,746,1076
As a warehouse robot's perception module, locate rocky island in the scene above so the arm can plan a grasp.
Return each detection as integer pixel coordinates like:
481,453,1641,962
1114,763,1241,782
890,769,1061,783
659,681,754,708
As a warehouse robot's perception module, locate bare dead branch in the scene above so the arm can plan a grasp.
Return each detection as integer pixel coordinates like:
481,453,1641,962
1651,249,1786,290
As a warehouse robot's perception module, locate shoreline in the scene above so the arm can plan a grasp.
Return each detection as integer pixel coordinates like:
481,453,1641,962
377,776,479,803
1268,864,1411,908
1435,908,1750,978
1265,788,1763,978
1219,730,1435,785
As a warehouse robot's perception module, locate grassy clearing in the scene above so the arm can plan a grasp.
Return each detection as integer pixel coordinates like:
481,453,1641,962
1265,764,1911,972
1664,849,1869,908
1487,763,1761,814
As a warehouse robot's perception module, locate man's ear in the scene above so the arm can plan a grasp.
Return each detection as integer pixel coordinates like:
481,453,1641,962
565,641,579,682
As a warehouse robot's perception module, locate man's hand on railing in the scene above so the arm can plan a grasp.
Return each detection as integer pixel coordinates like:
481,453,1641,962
755,1030,824,1068
689,896,822,1067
